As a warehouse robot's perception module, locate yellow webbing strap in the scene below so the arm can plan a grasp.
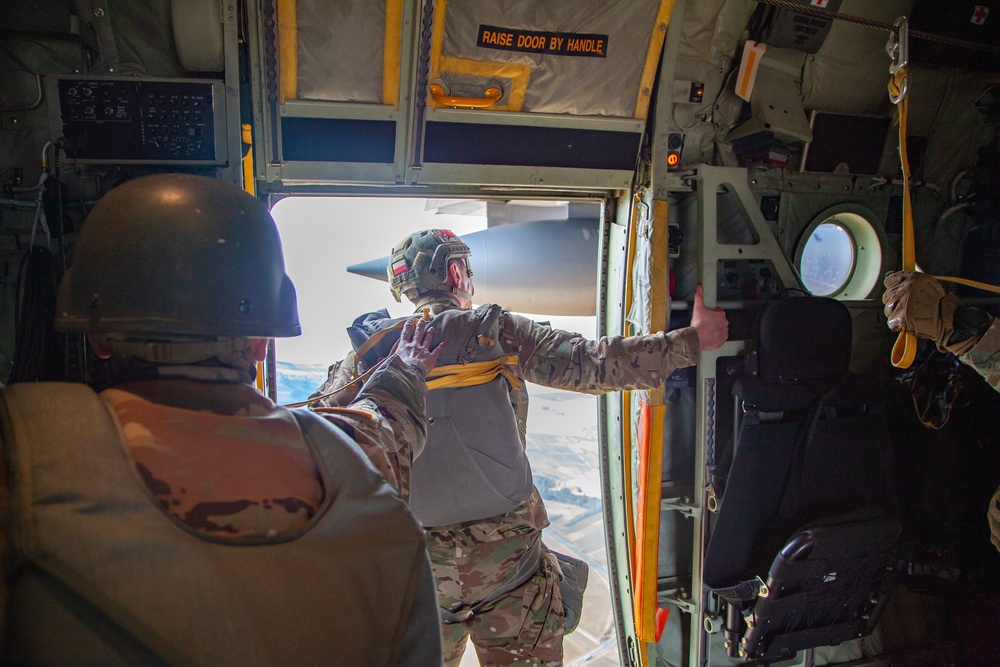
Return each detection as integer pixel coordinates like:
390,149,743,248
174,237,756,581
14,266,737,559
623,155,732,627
890,66,918,369
426,356,521,391
889,68,1000,369
633,401,664,642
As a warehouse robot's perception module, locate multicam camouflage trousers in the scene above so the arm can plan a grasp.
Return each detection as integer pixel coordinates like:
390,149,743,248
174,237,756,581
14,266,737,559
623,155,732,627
427,527,565,667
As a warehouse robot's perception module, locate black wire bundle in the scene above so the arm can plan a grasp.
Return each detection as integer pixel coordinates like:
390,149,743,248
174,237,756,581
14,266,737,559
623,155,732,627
10,245,60,384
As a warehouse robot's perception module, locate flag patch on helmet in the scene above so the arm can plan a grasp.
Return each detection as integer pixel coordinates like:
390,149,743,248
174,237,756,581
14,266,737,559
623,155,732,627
391,258,408,276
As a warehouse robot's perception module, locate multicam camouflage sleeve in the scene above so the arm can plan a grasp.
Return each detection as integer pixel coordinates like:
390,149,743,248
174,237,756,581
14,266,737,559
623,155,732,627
309,353,361,408
499,312,700,393
961,318,1000,393
311,354,428,502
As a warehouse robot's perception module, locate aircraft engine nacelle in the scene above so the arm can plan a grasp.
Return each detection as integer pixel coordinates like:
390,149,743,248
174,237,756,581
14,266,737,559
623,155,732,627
348,218,600,316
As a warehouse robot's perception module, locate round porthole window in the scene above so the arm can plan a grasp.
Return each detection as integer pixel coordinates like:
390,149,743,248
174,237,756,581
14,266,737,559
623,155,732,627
799,222,855,296
795,205,886,300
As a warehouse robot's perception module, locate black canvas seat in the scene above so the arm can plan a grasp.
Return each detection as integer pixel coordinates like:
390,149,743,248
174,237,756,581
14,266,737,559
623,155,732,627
703,296,902,662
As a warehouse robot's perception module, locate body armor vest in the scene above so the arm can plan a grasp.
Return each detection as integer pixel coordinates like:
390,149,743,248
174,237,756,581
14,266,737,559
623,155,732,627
1,382,428,666
350,304,533,527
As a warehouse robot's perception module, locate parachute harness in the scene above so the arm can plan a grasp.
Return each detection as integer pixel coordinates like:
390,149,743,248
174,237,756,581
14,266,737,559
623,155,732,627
288,311,520,408
426,356,522,391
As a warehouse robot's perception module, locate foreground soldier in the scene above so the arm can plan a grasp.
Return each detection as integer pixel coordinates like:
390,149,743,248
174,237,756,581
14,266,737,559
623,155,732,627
312,229,729,666
882,269,1000,553
0,174,443,665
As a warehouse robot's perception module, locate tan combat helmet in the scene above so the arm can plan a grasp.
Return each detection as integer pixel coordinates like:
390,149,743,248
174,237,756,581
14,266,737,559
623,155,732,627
56,173,300,339
388,229,472,303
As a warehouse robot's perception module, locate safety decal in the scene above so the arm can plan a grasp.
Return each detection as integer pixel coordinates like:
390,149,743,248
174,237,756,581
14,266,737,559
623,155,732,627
477,25,608,58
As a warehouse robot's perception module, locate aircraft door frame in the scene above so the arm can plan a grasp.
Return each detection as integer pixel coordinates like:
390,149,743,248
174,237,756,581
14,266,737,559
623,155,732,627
246,0,670,194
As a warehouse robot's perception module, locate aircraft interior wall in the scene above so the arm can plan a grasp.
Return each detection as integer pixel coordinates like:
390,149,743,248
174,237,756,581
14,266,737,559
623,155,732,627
0,0,237,386
640,1,1000,665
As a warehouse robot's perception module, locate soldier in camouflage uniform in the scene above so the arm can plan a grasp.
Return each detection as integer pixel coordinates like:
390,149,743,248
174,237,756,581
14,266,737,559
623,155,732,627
883,270,1000,552
0,175,443,666
313,228,729,666
311,347,434,503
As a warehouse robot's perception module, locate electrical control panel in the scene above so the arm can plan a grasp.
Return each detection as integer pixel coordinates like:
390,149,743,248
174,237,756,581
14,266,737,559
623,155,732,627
717,259,776,301
49,76,228,165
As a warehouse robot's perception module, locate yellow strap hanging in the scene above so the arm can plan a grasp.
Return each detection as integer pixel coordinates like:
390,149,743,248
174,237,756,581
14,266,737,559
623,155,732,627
889,65,1000,369
889,65,919,369
426,356,521,391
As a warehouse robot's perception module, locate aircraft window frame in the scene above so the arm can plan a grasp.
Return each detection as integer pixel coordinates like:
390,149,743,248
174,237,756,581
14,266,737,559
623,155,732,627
794,205,885,300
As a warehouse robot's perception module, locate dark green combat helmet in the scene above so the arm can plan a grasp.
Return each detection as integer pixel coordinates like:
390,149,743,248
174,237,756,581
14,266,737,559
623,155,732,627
388,229,472,303
56,173,300,339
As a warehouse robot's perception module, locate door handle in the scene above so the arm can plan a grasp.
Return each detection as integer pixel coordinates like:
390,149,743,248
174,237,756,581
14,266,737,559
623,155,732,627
428,83,503,108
